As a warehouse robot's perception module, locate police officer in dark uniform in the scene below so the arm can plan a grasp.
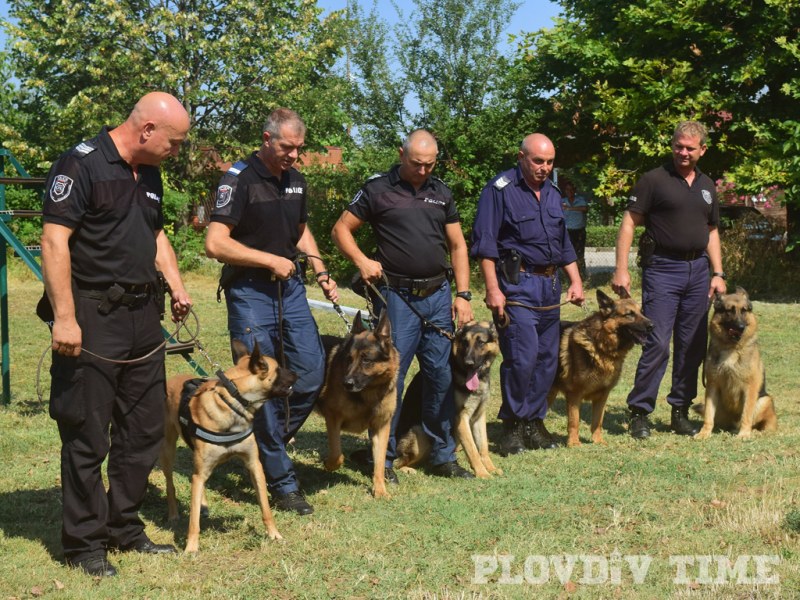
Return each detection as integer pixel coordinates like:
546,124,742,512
332,129,475,480
472,133,584,456
205,108,338,516
41,92,193,577
612,120,726,439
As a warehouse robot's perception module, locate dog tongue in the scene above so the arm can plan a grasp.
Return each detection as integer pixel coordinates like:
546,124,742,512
466,372,480,392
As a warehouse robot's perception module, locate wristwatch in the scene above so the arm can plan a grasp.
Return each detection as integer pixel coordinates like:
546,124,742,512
711,271,727,280
456,290,473,301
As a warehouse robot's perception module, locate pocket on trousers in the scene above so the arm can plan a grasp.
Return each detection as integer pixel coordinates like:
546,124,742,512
49,359,86,427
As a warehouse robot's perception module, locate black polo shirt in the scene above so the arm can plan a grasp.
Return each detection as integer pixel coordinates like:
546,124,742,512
210,152,307,260
626,162,719,253
42,127,164,285
347,165,460,278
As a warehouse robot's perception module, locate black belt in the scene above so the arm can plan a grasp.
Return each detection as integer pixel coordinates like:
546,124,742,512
653,248,706,261
521,264,557,277
76,280,154,294
384,272,447,297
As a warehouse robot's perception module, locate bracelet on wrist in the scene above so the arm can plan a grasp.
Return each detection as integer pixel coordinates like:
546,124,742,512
315,270,330,284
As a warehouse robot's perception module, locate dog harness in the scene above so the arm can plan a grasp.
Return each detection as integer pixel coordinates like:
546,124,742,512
178,373,255,449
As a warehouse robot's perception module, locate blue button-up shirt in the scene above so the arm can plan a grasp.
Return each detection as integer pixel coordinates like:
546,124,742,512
471,165,577,267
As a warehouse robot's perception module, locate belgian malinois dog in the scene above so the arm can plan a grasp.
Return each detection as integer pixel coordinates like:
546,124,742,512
317,311,399,499
161,340,296,552
694,287,777,440
395,320,502,478
547,289,653,447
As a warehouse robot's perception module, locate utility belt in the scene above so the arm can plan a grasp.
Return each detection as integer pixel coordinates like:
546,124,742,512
384,270,451,298
653,247,706,261
217,256,307,302
497,250,556,284
75,280,159,315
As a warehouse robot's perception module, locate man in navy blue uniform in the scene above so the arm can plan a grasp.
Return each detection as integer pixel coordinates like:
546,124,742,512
205,108,339,515
472,133,584,456
611,121,726,439
41,92,193,577
332,129,475,481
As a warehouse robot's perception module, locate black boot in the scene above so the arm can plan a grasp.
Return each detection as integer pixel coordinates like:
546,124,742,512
629,408,651,440
670,405,699,436
524,419,559,450
500,420,525,456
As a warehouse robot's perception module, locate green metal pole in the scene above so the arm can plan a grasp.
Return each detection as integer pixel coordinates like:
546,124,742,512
1,152,10,403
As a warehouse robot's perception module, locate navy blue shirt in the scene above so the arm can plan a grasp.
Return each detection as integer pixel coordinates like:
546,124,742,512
347,165,460,278
210,152,307,260
42,127,164,285
626,162,719,253
471,165,576,267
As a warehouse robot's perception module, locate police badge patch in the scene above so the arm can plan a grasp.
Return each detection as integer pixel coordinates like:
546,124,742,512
629,195,637,204
702,189,712,204
50,174,74,203
216,185,233,208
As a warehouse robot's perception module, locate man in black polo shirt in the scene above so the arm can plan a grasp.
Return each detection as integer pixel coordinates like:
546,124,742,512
612,120,727,439
205,108,338,516
332,129,474,480
41,92,193,577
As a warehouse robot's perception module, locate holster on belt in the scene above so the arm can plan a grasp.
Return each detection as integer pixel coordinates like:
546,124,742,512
217,264,243,303
157,270,169,320
498,250,521,285
637,230,656,268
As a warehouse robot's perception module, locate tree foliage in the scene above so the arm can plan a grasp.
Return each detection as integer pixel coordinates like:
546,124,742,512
509,0,800,227
3,0,349,187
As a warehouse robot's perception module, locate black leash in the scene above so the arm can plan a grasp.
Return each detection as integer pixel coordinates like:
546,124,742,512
366,275,454,341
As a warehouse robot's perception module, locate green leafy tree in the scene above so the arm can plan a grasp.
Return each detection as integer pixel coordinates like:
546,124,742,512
509,0,800,235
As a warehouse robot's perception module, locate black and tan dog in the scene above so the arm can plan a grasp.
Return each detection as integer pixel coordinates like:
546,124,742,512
694,287,777,440
317,311,399,499
161,340,296,553
395,320,502,479
547,289,653,447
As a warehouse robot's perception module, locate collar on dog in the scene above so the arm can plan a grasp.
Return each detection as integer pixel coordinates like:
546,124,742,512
215,369,253,419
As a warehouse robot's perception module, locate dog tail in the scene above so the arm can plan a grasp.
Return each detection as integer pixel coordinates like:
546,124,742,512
395,425,430,469
690,402,705,416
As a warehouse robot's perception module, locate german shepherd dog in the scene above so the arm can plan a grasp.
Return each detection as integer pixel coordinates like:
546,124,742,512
161,340,297,552
317,311,400,499
694,287,777,440
395,320,502,479
547,289,653,447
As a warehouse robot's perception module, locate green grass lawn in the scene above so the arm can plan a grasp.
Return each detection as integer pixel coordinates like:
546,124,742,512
1,268,799,599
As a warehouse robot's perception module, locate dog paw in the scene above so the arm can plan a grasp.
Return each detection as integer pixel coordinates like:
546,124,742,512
694,430,711,440
397,466,417,474
373,489,392,500
591,438,607,446
324,455,344,471
737,430,753,440
567,439,582,448
268,530,284,541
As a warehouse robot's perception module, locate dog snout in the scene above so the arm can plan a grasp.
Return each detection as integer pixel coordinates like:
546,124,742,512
644,319,654,334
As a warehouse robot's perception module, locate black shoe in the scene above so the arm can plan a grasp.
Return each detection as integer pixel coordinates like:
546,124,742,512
670,406,699,436
499,420,526,456
350,447,371,466
629,409,651,439
429,461,475,479
117,536,177,555
384,467,399,485
272,491,314,515
68,555,118,577
524,419,559,450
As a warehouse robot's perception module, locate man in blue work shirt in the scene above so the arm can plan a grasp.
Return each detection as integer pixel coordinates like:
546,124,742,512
472,133,584,456
611,120,726,439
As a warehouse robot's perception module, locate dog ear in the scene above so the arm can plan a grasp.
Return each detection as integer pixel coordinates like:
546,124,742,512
375,310,392,341
713,292,724,311
596,289,614,311
352,313,366,334
248,341,264,373
615,287,631,299
231,339,250,363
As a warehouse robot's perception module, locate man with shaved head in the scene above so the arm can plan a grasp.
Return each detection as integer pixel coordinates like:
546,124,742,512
41,92,192,576
332,129,475,480
472,133,584,456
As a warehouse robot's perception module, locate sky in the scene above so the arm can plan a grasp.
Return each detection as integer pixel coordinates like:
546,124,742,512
0,1,560,53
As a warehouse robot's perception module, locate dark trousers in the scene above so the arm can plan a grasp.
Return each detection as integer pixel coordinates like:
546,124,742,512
51,294,165,563
497,271,562,421
375,282,456,467
627,255,710,413
226,274,324,495
568,228,586,273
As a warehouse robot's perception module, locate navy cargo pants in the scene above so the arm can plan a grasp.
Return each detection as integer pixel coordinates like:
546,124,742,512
626,255,710,413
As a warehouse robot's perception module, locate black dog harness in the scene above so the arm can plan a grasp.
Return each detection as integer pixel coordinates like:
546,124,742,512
178,371,255,449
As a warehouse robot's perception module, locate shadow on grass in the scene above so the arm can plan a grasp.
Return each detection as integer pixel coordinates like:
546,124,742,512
0,486,63,561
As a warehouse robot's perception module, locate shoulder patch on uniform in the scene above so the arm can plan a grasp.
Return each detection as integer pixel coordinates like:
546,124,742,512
551,182,562,195
701,189,712,204
227,161,249,176
215,184,233,208
50,174,74,203
494,175,511,190
73,142,96,157
367,172,384,181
